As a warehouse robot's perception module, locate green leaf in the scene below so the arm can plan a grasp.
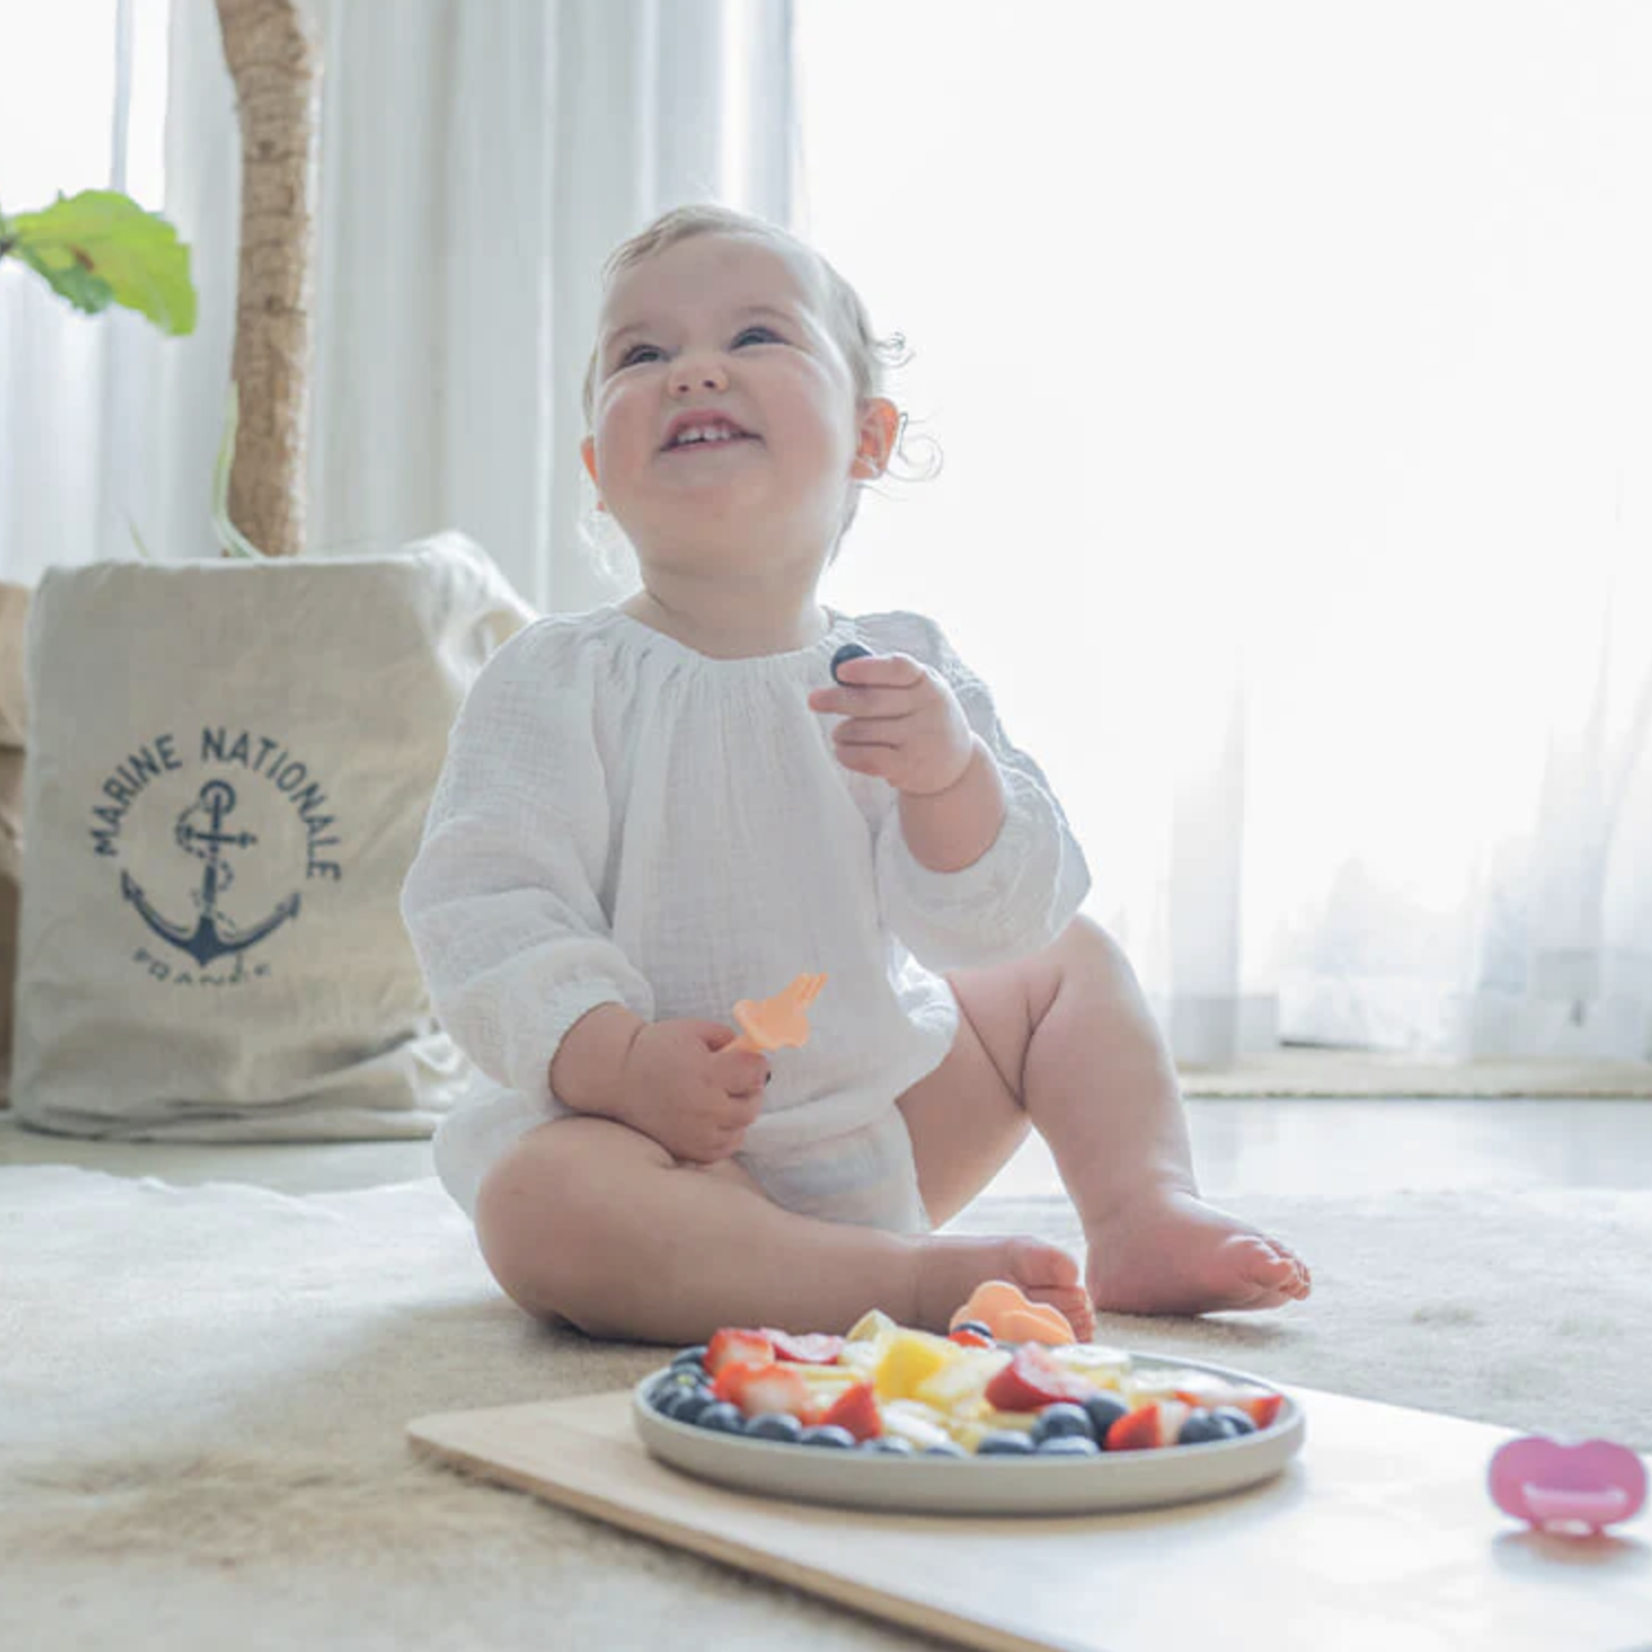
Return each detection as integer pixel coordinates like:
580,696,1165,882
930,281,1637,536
6,189,196,336
15,242,115,315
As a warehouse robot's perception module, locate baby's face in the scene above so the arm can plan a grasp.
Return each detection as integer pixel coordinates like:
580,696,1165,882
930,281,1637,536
584,234,864,574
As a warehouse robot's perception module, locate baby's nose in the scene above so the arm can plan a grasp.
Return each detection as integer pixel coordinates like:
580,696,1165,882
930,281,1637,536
670,357,728,396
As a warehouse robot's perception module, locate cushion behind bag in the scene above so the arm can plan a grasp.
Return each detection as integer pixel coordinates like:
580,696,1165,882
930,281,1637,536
14,532,535,1140
0,581,29,1103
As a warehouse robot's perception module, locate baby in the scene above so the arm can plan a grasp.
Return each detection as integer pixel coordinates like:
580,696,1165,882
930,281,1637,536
400,204,1311,1345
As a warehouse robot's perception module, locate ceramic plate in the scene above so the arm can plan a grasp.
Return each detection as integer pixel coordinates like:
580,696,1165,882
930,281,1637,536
632,1352,1306,1516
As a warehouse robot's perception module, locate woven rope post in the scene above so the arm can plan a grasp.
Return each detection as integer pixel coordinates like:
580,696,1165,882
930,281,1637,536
213,0,320,560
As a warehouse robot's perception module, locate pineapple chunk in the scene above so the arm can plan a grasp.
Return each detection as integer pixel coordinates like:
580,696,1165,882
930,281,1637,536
787,1361,860,1385
1124,1365,1229,1406
789,1362,862,1407
912,1347,1011,1412
1047,1343,1133,1382
879,1398,955,1452
846,1308,898,1342
837,1337,887,1374
873,1329,960,1400
977,1407,1039,1434
953,1408,1040,1453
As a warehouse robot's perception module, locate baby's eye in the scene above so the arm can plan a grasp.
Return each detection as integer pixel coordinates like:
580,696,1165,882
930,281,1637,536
617,343,664,368
733,325,783,348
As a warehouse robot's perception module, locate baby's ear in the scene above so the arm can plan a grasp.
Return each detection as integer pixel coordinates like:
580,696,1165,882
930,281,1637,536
580,437,606,510
852,398,900,479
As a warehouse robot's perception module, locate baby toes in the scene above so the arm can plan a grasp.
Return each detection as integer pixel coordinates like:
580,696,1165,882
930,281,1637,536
1039,1285,1095,1342
1265,1239,1313,1299
1223,1236,1305,1308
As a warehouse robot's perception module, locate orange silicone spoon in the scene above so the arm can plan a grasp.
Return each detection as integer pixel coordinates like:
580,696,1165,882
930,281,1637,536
730,972,827,1054
950,1278,1077,1346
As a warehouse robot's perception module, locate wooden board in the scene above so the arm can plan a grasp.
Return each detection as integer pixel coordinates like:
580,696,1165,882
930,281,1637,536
409,1386,1652,1652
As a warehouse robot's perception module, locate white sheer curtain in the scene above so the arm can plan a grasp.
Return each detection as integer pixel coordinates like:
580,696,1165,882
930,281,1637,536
1,0,791,614
794,0,1652,1067
0,0,174,586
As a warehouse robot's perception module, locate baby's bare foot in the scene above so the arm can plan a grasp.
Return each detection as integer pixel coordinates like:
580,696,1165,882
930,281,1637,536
912,1234,1095,1340
1086,1187,1311,1317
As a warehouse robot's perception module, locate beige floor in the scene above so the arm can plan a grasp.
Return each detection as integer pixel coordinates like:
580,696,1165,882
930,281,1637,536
5,1096,1650,1198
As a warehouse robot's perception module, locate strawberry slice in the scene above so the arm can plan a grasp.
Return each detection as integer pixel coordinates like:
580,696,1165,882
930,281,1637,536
1105,1401,1191,1451
948,1327,994,1351
983,1343,1097,1412
818,1381,883,1442
705,1328,775,1376
712,1359,812,1419
761,1329,846,1365
1232,1391,1284,1430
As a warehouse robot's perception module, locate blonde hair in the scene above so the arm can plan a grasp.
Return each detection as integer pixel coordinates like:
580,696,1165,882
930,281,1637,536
579,204,937,572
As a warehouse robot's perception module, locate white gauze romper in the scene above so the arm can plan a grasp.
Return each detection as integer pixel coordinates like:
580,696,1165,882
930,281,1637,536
399,604,1090,1234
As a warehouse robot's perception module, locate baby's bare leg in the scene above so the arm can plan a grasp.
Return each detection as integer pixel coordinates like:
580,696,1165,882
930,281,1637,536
899,915,1312,1316
472,1114,1084,1343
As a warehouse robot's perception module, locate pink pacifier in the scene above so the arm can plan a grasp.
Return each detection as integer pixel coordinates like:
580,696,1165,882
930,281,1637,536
1488,1434,1648,1535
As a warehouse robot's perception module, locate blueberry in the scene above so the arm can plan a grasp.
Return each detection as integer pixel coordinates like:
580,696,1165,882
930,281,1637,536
1030,1403,1096,1446
670,1345,709,1373
1083,1392,1131,1442
696,1402,747,1434
1178,1410,1239,1446
863,1436,916,1455
647,1369,705,1407
830,642,873,684
798,1425,858,1449
746,1412,804,1444
952,1319,994,1341
976,1431,1037,1456
1036,1435,1101,1458
672,1391,716,1426
921,1440,968,1458
1211,1405,1257,1436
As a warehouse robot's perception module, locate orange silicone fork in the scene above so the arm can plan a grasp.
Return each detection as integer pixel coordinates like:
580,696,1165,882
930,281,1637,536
730,972,827,1054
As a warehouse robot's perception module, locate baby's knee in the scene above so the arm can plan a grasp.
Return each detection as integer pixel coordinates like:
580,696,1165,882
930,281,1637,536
1049,914,1141,988
1052,912,1118,961
472,1119,648,1333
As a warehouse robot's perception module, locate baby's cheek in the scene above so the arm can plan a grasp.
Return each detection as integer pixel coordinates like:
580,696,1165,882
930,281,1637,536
596,383,657,452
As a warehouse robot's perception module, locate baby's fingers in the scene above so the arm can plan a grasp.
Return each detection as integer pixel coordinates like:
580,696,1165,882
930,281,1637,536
714,1044,771,1093
809,684,920,719
830,651,925,691
694,1020,746,1051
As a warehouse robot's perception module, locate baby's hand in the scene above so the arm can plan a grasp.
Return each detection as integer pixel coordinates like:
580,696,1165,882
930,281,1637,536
807,652,975,796
616,1018,769,1165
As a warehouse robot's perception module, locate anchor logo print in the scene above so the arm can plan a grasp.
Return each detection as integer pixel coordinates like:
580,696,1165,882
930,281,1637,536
120,779,301,967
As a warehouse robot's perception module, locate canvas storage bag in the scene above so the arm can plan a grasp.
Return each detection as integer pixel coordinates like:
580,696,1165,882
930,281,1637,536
14,532,536,1140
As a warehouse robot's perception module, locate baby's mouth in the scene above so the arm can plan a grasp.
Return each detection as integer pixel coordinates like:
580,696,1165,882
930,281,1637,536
661,420,759,453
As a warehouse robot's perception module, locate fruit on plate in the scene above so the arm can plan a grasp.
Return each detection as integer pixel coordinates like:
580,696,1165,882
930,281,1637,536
983,1343,1098,1411
640,1282,1287,1458
873,1329,959,1401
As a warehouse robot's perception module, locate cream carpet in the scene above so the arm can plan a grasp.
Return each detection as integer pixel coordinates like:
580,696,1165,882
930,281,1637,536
1178,1051,1652,1098
6,1167,1651,1651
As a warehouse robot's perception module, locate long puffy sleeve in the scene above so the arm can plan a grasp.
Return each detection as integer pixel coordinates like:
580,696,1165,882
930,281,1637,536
399,621,654,1100
869,614,1091,973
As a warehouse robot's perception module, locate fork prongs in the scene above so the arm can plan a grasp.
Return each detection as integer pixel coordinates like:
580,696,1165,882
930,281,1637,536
797,972,825,1008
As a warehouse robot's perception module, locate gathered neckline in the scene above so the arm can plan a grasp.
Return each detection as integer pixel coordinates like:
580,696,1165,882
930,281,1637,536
601,603,857,671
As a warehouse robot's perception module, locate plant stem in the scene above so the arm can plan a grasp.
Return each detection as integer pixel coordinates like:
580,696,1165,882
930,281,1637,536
213,0,320,560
